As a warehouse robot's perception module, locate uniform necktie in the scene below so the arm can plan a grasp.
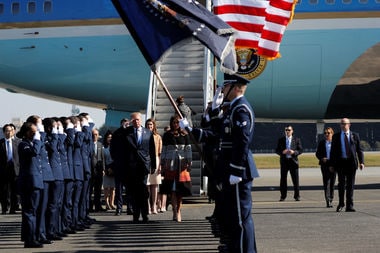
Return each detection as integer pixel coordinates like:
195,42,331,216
344,133,351,158
6,140,12,162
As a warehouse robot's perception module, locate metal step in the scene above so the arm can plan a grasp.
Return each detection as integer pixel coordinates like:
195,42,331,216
150,40,207,196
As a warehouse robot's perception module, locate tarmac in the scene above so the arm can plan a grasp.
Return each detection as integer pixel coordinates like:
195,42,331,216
1,167,379,253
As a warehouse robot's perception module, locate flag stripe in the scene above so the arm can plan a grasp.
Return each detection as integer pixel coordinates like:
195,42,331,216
213,0,296,60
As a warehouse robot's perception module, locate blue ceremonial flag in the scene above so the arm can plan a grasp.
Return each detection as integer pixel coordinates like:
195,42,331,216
111,0,238,74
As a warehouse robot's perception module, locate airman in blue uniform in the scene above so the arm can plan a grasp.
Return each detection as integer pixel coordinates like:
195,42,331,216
17,122,44,248
181,74,259,253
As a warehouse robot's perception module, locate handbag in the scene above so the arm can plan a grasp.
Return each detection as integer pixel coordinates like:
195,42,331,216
178,170,192,196
179,169,191,182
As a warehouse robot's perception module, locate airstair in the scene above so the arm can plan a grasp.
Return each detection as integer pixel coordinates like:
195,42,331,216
146,39,214,196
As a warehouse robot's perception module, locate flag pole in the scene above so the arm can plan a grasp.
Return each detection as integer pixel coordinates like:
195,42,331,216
153,70,183,119
152,69,202,155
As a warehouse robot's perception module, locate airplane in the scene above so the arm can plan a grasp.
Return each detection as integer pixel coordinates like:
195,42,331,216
0,0,380,127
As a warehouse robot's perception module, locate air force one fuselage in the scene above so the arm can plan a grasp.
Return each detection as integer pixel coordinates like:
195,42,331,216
0,0,380,125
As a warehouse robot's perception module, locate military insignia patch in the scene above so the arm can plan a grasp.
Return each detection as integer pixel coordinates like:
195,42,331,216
236,48,267,80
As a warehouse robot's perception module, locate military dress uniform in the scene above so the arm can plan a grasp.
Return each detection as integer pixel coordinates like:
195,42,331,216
190,74,259,253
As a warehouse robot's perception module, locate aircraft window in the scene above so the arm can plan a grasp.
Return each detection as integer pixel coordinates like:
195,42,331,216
12,2,20,15
28,1,36,14
44,0,52,13
309,0,318,5
0,3,3,15
325,0,334,4
358,0,368,3
342,0,351,4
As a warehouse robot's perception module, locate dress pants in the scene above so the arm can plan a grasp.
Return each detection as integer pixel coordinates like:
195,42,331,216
20,183,41,243
61,180,74,231
336,158,356,208
71,180,83,229
320,164,336,205
46,180,64,237
36,181,51,240
130,179,149,221
280,158,300,199
223,179,257,253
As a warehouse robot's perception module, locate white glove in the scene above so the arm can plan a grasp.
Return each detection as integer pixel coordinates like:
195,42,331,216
81,118,89,127
52,127,58,134
37,123,45,132
66,122,74,129
33,131,41,140
179,118,192,132
75,125,82,132
87,116,94,123
229,175,242,185
58,125,64,134
212,86,224,110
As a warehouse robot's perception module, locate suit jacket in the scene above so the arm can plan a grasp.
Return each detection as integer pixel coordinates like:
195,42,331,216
124,126,156,183
91,141,105,175
0,138,20,180
275,135,303,165
330,131,364,169
316,139,330,166
110,126,128,177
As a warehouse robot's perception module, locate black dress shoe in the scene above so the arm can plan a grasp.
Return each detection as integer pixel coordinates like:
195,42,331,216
63,228,76,234
25,241,43,248
47,234,63,240
73,226,85,231
336,205,344,212
39,238,52,244
115,210,122,216
326,203,333,208
56,232,68,237
295,197,300,201
127,209,134,215
346,207,356,212
279,198,285,201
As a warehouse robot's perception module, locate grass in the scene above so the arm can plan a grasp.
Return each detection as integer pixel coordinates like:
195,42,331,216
253,152,380,169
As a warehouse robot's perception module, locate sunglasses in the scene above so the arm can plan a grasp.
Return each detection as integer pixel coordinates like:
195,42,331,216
285,129,292,131
324,132,331,134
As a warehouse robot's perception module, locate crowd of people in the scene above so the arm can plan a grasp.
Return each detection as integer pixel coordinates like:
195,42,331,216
0,109,196,248
0,80,366,252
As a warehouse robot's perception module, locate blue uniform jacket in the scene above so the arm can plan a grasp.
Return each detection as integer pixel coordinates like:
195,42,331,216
193,96,259,180
64,128,75,180
81,124,93,180
73,131,84,181
58,133,71,180
39,132,54,182
18,138,44,190
45,133,64,181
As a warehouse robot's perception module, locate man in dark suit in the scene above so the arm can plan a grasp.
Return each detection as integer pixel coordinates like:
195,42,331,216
275,125,303,201
329,118,364,212
0,124,20,214
110,118,134,216
125,112,156,223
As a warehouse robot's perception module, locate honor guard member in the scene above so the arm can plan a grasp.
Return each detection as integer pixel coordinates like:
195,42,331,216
180,73,259,253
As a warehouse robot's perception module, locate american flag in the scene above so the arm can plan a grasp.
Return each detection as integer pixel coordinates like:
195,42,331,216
213,0,297,60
